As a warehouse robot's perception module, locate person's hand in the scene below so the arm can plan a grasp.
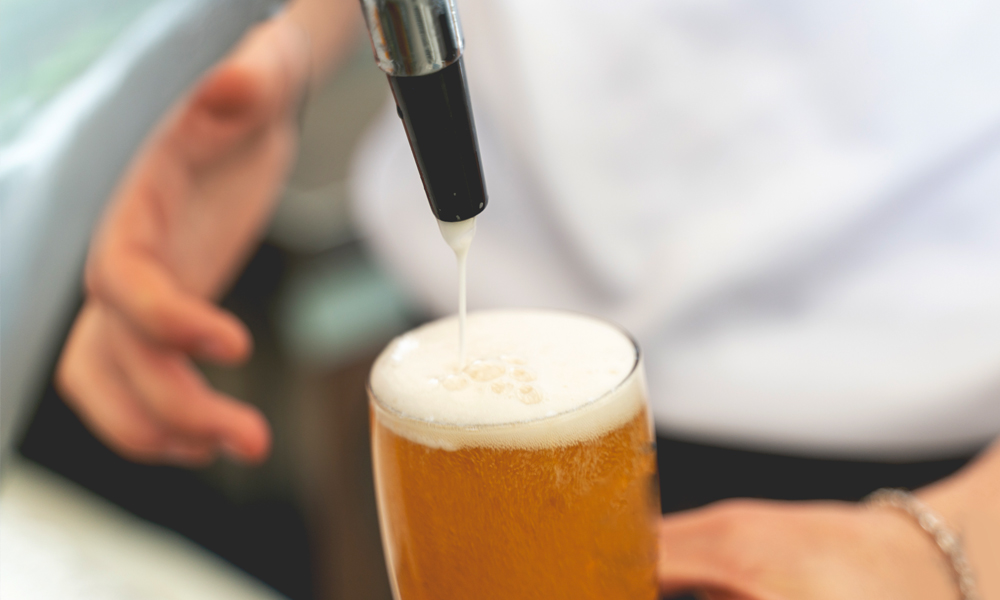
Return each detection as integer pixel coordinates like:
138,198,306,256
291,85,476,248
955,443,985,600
657,498,958,600
56,14,311,467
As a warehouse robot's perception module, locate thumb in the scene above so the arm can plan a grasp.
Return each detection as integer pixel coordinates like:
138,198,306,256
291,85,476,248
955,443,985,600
658,515,730,596
170,16,309,164
168,63,270,165
658,504,783,600
224,15,310,116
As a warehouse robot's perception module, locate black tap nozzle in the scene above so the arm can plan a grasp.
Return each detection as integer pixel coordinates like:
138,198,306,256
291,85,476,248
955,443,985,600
389,58,487,222
359,0,487,222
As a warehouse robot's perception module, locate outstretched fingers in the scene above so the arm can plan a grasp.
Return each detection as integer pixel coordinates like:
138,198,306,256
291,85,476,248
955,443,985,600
57,304,218,466
86,248,251,364
108,314,271,464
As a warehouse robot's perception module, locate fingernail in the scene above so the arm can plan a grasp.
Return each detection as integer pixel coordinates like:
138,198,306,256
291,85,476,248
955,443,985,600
164,443,209,465
198,339,229,359
221,439,245,461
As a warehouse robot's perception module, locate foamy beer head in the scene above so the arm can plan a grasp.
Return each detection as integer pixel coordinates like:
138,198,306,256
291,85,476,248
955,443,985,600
369,309,659,600
370,309,647,446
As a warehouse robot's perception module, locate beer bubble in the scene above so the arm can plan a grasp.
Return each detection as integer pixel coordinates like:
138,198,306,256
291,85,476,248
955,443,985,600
464,360,505,382
510,368,536,382
500,354,526,365
517,385,542,404
443,375,469,391
490,381,511,394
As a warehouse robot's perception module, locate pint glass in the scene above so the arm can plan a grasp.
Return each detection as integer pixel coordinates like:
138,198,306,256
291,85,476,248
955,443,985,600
369,310,659,600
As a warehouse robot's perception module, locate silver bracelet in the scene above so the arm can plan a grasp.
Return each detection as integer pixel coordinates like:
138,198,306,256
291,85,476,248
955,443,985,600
865,488,979,600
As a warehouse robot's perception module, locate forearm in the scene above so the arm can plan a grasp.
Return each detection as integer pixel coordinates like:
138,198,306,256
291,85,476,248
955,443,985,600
918,438,1000,597
284,0,363,89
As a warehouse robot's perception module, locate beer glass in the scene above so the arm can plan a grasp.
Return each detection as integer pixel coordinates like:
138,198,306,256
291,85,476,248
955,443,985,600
369,310,659,599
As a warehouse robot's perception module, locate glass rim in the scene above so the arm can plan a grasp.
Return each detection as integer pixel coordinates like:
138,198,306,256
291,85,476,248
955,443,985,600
367,308,642,431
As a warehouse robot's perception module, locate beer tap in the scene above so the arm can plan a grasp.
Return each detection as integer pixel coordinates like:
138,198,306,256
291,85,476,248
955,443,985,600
358,0,488,223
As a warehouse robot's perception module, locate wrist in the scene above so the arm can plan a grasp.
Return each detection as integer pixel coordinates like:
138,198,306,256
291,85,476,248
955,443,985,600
916,443,1000,598
864,497,959,600
915,441,1000,533
869,489,976,599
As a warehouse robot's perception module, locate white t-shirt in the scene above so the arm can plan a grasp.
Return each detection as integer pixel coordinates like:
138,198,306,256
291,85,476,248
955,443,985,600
351,0,1000,460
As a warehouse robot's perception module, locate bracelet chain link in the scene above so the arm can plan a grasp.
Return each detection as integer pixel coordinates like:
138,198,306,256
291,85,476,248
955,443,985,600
865,488,979,600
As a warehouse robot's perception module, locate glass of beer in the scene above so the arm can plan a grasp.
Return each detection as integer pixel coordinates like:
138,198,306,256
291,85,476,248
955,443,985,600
369,309,659,600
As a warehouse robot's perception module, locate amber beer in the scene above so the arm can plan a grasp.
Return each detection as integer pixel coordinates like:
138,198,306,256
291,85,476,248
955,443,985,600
369,310,659,599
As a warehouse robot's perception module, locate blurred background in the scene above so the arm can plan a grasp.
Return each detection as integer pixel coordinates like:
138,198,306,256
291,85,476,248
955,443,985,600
4,0,1000,598
1,0,411,598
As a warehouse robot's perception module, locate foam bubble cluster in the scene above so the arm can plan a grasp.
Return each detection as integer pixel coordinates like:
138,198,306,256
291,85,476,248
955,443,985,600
370,310,645,448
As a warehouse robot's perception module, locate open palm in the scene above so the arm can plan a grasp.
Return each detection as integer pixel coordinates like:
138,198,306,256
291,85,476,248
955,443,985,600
58,16,309,465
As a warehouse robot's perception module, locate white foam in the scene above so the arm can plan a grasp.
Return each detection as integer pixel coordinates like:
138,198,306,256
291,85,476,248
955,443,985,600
370,309,646,449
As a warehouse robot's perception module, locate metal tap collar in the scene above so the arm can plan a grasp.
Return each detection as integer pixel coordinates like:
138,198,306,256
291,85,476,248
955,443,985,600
360,0,464,77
